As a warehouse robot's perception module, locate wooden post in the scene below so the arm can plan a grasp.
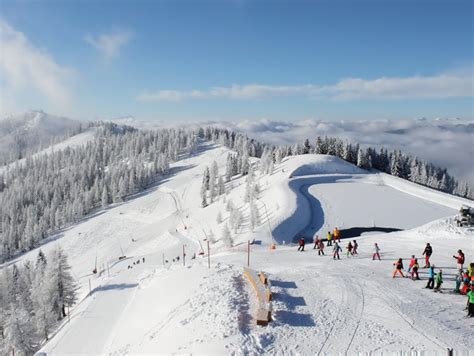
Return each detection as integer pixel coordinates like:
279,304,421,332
207,240,210,269
183,245,186,266
247,240,250,267
89,279,92,296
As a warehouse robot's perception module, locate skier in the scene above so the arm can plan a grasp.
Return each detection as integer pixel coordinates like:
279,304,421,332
392,258,404,278
352,240,358,255
333,242,342,260
313,236,320,250
318,239,325,256
453,250,465,271
298,238,305,252
408,255,416,273
411,259,420,280
326,231,333,246
454,270,463,293
372,243,381,261
425,265,435,289
460,271,470,295
468,263,474,278
434,269,443,292
346,241,353,256
422,243,432,268
467,285,474,317
333,227,340,242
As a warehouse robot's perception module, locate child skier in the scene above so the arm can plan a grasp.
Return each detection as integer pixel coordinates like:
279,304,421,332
392,258,404,278
333,242,342,260
326,231,333,246
372,243,381,260
318,240,325,256
408,255,416,273
346,241,353,256
422,243,432,268
411,259,420,280
467,285,474,317
425,265,435,289
453,249,465,271
454,270,463,293
434,269,443,292
298,238,305,252
352,240,358,255
313,236,319,249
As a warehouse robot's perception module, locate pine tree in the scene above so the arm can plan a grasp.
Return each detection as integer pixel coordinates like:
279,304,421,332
200,179,208,208
47,247,78,320
221,224,233,248
303,139,311,154
218,176,225,196
101,186,109,208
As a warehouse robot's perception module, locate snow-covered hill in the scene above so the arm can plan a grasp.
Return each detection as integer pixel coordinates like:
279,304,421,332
0,110,84,165
3,142,472,354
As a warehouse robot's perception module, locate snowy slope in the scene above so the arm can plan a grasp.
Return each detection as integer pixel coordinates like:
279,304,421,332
4,144,469,354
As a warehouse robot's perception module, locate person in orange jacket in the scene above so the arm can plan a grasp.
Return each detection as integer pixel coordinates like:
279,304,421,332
333,227,340,242
392,258,405,278
411,259,420,280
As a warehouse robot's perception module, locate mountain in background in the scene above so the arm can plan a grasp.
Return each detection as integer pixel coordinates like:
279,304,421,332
0,110,84,165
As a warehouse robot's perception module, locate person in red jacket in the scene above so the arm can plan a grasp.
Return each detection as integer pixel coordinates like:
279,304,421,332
453,249,465,271
408,255,416,273
297,238,305,252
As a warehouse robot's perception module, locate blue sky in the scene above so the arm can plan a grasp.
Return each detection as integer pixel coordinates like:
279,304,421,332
0,0,472,121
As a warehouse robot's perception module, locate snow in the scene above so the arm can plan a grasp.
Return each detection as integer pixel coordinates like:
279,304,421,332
3,143,471,354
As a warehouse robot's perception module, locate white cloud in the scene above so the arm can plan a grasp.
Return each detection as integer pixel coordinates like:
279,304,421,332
84,29,133,59
136,71,473,102
0,19,74,113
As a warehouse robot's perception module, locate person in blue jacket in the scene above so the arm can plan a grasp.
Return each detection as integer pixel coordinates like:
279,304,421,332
425,265,435,289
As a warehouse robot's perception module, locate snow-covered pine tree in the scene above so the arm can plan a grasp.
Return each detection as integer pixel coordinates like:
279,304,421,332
249,201,260,231
303,139,311,154
46,247,78,320
200,179,208,208
218,176,225,196
225,154,233,182
221,224,233,247
356,148,371,169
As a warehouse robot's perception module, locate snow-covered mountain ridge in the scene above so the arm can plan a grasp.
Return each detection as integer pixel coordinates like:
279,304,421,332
0,110,85,166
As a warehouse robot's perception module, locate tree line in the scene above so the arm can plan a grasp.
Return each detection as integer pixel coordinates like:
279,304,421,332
0,247,77,355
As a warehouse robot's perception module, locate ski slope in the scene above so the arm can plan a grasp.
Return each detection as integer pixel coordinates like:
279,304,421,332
4,143,469,355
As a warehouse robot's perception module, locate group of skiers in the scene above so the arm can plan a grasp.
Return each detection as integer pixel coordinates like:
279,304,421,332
298,227,360,260
391,243,474,317
298,232,474,317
